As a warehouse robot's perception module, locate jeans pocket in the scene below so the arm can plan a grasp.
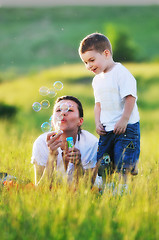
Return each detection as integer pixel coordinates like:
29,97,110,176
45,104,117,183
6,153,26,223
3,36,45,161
114,136,137,171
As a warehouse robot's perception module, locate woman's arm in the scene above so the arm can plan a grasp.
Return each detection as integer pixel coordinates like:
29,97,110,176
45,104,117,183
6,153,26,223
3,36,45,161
33,131,63,187
34,163,45,186
34,151,58,187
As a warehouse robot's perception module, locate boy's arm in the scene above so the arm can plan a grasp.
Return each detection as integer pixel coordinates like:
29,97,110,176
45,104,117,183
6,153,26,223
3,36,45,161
113,95,136,135
94,102,106,135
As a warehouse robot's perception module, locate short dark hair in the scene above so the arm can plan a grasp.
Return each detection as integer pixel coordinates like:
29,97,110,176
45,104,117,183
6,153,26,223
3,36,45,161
55,95,84,118
79,32,112,55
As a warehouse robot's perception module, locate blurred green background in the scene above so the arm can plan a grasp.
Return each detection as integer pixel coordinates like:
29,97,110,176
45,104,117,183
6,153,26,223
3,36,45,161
0,5,159,138
0,6,159,75
0,6,159,240
0,5,159,175
0,6,159,133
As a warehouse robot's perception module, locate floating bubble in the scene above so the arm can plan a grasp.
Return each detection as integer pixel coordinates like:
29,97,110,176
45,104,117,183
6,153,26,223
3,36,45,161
53,81,63,91
54,114,63,132
55,121,61,132
39,86,49,96
32,102,41,112
48,88,57,98
41,122,52,132
60,102,71,113
49,115,53,123
57,114,63,121
40,100,50,109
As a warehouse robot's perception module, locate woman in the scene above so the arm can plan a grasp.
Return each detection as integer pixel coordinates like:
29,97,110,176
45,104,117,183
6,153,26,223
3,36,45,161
31,96,99,187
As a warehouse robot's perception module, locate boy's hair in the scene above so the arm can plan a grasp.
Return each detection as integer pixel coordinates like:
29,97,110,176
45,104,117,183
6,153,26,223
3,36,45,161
79,33,112,55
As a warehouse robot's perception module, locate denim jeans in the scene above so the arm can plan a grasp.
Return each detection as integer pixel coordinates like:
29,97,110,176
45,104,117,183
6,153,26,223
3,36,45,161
97,122,140,175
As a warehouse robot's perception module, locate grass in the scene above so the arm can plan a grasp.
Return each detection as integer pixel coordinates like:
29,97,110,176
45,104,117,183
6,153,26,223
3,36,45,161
0,131,159,240
0,62,159,239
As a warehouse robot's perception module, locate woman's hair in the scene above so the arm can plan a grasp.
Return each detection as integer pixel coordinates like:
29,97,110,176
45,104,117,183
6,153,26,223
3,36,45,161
79,32,112,55
55,96,84,140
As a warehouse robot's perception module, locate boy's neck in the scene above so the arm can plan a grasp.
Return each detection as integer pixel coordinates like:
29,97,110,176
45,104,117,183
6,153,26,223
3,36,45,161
103,60,116,73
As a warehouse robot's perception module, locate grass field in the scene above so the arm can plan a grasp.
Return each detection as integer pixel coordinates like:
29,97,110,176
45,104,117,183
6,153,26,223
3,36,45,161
0,6,159,240
0,62,159,239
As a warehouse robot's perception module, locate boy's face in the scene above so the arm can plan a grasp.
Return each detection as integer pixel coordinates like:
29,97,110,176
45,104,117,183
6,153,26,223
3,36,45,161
80,50,109,75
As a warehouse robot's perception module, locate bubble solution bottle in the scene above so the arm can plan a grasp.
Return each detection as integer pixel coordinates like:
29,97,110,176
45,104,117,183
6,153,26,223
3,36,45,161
66,137,74,181
66,137,74,149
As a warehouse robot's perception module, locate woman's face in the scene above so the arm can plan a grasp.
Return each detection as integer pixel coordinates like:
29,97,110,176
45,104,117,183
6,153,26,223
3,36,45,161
52,100,83,133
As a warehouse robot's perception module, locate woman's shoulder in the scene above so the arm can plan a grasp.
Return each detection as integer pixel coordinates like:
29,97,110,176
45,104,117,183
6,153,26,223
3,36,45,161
33,132,48,146
77,130,98,167
80,130,98,143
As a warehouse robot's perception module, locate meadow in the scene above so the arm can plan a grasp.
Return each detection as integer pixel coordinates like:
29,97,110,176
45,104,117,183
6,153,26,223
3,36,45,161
0,62,159,240
0,6,159,240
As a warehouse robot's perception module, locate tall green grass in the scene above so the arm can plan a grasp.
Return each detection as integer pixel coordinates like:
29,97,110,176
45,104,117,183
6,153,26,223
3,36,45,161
0,63,159,239
0,130,159,239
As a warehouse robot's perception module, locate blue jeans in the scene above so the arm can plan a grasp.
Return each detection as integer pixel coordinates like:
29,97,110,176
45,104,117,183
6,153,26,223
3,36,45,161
97,122,140,176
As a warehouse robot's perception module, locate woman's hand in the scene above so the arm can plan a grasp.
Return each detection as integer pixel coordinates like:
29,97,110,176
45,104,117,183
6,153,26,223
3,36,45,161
64,147,82,167
47,131,63,154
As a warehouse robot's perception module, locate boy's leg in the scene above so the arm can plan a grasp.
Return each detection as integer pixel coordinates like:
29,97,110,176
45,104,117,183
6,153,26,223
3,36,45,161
97,132,115,178
114,122,140,175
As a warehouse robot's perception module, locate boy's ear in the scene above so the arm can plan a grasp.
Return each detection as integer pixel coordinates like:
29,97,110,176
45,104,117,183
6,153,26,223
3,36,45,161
104,49,110,57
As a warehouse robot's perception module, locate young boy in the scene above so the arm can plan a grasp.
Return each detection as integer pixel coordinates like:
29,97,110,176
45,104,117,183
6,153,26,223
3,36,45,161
79,33,140,181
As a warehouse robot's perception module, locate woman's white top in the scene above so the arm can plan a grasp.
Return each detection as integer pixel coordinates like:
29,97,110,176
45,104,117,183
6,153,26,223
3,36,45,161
31,130,99,182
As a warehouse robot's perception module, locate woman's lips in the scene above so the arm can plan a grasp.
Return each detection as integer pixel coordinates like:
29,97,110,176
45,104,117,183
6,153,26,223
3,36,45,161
61,118,66,123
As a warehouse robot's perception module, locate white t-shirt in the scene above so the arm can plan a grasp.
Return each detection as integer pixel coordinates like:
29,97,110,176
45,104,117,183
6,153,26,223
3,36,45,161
92,63,140,131
31,130,98,180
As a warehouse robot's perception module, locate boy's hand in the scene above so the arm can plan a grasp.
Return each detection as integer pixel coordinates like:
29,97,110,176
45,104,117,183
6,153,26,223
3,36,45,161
114,95,135,135
96,122,106,136
113,117,128,135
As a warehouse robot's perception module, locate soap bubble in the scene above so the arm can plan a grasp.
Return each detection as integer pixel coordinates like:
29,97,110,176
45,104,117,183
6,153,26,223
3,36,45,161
53,81,63,91
39,86,49,96
57,114,63,121
48,88,57,98
55,121,61,132
40,100,50,109
60,102,70,113
49,115,53,123
54,114,63,132
32,102,41,112
41,122,52,132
